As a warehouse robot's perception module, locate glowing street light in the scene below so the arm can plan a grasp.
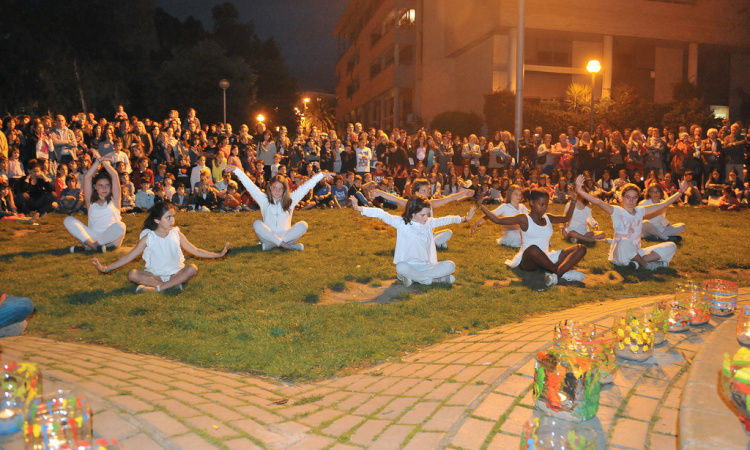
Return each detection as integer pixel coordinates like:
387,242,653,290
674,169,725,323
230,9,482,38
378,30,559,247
587,60,601,135
256,114,265,123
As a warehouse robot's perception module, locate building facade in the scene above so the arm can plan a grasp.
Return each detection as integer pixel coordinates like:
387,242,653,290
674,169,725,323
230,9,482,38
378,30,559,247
335,0,750,130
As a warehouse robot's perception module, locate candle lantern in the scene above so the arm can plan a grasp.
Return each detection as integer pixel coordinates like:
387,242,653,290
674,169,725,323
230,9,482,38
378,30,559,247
703,279,738,316
612,310,655,361
24,390,92,450
533,349,601,422
738,306,750,346
721,347,750,431
520,415,598,449
0,362,39,435
656,283,696,332
553,321,616,384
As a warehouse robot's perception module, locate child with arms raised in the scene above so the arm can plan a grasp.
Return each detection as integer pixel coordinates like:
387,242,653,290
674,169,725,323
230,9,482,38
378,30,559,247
471,184,528,247
93,202,229,293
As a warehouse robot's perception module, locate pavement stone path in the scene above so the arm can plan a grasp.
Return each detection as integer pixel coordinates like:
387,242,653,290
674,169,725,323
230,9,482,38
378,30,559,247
1,288,748,449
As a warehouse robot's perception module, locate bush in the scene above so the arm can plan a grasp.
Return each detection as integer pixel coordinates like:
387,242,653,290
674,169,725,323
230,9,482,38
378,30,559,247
430,111,482,137
484,89,587,135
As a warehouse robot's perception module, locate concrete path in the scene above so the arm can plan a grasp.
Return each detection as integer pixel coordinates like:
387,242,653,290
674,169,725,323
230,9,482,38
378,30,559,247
1,288,748,449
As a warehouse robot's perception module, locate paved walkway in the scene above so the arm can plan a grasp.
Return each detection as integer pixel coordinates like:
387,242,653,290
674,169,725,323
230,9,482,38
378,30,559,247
1,288,748,449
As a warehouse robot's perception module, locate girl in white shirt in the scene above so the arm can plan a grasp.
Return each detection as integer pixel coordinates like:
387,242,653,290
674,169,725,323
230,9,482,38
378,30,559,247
471,184,529,248
639,183,685,242
93,202,229,293
352,195,475,286
233,167,332,251
561,188,606,243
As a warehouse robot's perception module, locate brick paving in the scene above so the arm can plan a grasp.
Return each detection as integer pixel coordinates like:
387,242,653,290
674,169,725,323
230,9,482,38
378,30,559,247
0,288,747,449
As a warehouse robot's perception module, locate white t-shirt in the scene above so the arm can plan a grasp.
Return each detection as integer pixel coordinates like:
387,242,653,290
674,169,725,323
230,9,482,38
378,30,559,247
139,227,185,277
88,201,122,241
609,206,645,260
355,147,372,172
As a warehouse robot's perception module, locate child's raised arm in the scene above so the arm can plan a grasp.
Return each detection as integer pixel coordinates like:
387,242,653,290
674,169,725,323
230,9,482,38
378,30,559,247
370,189,406,208
575,174,613,215
93,236,148,273
100,159,121,207
431,189,475,208
475,198,528,229
179,233,230,259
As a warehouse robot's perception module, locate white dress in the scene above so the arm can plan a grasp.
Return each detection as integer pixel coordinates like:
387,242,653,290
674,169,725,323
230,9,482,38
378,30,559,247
139,227,185,280
87,201,122,241
564,202,598,235
490,203,529,247
609,206,676,265
506,214,561,267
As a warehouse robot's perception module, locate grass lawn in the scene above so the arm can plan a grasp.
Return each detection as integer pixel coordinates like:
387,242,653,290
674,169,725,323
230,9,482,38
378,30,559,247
1,202,748,381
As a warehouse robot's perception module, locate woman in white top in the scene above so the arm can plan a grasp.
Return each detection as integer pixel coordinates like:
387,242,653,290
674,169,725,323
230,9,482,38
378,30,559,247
233,167,331,251
471,184,529,248
561,188,606,243
639,182,685,242
574,175,688,270
64,153,126,253
352,195,475,286
93,202,229,293
476,178,587,287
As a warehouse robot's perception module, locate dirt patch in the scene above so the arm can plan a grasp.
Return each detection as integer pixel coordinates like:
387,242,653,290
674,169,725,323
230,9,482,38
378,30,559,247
319,280,411,305
484,279,513,288
11,229,36,238
677,268,746,282
484,270,625,290
585,270,626,286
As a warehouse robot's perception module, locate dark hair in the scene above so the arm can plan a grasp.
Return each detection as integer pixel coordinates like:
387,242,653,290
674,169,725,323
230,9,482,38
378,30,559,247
402,195,431,224
143,201,176,231
527,188,550,203
411,178,429,194
91,170,114,204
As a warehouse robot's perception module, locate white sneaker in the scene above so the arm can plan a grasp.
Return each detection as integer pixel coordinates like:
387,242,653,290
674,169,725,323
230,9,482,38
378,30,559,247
561,270,585,282
261,242,275,251
291,243,304,251
438,242,448,249
433,275,456,284
0,321,27,337
569,237,578,243
645,261,668,271
401,277,412,287
545,273,558,287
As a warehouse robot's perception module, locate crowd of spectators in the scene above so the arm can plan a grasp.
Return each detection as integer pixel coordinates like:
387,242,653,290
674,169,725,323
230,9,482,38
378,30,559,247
1,105,749,220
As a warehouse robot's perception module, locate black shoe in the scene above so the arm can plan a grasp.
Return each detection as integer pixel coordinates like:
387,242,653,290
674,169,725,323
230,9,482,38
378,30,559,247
70,246,86,253
628,261,640,270
96,245,107,253
666,235,683,243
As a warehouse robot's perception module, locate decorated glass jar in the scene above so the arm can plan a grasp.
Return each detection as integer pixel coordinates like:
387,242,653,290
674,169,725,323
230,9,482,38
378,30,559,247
643,304,669,346
721,347,750,432
0,362,39,435
533,349,601,422
24,390,92,450
737,306,750,346
656,291,691,333
703,279,738,316
612,311,655,361
520,415,598,449
553,321,616,384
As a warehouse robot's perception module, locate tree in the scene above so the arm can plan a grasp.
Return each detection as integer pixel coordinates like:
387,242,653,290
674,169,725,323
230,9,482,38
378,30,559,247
662,82,718,132
564,83,592,114
430,111,482,137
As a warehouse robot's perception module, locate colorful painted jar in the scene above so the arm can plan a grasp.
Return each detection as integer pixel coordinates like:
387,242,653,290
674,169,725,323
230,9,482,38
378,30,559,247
657,292,691,333
612,311,655,361
703,279,738,316
721,347,750,432
737,306,750,346
553,321,616,384
0,362,39,435
533,349,601,422
643,304,669,346
520,415,598,449
24,390,92,450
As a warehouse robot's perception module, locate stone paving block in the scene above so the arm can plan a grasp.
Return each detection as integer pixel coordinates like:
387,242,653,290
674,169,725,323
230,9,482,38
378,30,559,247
169,390,209,405
610,418,649,449
402,379,442,397
169,380,210,394
446,384,486,406
156,398,203,418
473,367,504,385
121,433,164,450
129,386,167,401
298,408,341,427
473,393,515,421
411,351,449,363
424,382,461,400
106,394,153,413
422,405,464,431
453,351,489,365
499,406,534,436
97,367,136,380
44,369,84,383
398,400,441,425
378,363,407,375
451,417,495,449
495,374,532,397
369,424,414,450
453,365,485,382
494,352,526,367
168,432,218,449
77,381,119,397
287,434,335,450
201,391,247,407
663,387,682,409
347,376,381,391
354,395,393,415
229,419,287,446
598,384,630,408
137,411,190,437
224,438,263,450
488,431,521,449
434,353,466,364
336,392,373,411
132,378,173,392
649,432,678,450
430,364,464,380
595,404,618,434
362,376,400,393
87,410,138,440
613,366,644,388
403,431,445,449
376,396,418,420
653,406,679,435
322,374,364,389
312,390,351,407
185,415,241,439
645,362,685,381
321,414,364,436
411,364,444,378
235,404,283,424
88,374,133,389
276,403,319,419
381,377,420,396
274,420,310,436
348,419,390,446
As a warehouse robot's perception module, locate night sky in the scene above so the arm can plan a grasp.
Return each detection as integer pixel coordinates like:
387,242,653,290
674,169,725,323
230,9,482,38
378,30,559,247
158,0,348,94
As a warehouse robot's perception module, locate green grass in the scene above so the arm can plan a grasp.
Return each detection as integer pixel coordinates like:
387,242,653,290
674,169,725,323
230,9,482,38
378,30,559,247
1,203,748,381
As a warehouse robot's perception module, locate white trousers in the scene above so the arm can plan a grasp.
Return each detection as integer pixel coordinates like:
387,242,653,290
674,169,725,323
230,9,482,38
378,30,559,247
610,238,676,266
396,260,455,285
642,221,686,240
64,216,126,248
253,220,307,247
434,230,452,247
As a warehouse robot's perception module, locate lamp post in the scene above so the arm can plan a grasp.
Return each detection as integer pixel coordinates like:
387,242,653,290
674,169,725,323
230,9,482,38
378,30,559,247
219,79,230,127
256,114,265,123
586,60,601,135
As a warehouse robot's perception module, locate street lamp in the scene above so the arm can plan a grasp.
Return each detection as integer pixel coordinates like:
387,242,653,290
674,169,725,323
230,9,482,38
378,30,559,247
219,79,230,127
256,114,265,123
586,60,601,135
